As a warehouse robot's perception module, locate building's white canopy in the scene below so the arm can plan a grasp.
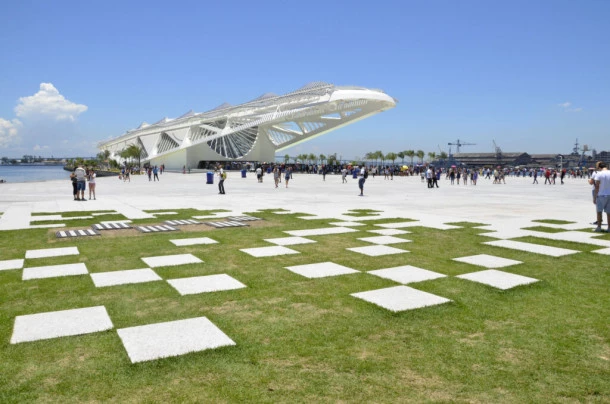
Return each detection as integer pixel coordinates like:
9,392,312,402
98,82,397,169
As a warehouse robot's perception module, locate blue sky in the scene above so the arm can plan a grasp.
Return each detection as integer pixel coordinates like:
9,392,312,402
0,0,608,159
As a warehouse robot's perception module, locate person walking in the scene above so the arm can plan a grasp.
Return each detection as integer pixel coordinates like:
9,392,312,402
285,167,291,188
153,166,159,181
88,169,96,200
533,170,538,184
593,161,610,232
358,167,368,196
218,168,226,194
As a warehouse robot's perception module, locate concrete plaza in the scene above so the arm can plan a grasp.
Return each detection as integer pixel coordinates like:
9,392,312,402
0,171,598,231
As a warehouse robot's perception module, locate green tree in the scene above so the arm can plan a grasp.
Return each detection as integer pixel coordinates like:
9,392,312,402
397,151,405,165
386,152,398,166
416,150,425,164
319,154,326,164
284,154,290,164
308,153,316,164
427,152,436,162
405,150,415,166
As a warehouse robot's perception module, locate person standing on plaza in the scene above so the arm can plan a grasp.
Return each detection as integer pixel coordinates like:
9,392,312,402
341,166,348,183
273,166,280,188
88,169,96,200
153,166,159,181
594,162,610,232
75,164,87,201
533,169,538,184
70,171,78,200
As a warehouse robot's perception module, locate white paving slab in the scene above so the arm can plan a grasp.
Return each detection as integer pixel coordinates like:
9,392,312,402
117,316,236,363
329,221,366,227
10,306,113,344
478,230,537,239
90,268,162,287
170,237,219,246
347,245,408,256
150,211,178,215
591,247,610,255
22,263,88,280
484,240,580,257
284,227,358,237
456,269,539,290
285,261,359,278
240,246,300,257
368,229,411,236
351,286,451,312
167,274,246,295
376,222,460,230
368,265,446,284
263,236,317,246
358,236,412,245
375,221,419,229
0,259,24,271
141,254,203,268
25,246,79,259
30,215,62,221
452,254,523,268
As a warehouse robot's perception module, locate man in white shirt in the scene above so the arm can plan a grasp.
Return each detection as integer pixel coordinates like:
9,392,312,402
594,161,610,232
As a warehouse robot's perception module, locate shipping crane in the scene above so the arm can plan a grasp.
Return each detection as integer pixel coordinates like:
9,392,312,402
447,139,476,155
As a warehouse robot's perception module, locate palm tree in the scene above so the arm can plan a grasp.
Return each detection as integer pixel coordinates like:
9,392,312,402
405,150,415,166
364,152,374,164
386,152,398,166
397,151,405,165
284,154,290,164
374,150,384,166
427,152,436,163
319,154,326,164
416,150,425,164
308,153,317,164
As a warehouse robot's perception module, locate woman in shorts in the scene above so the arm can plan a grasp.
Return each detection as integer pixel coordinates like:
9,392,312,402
88,169,96,200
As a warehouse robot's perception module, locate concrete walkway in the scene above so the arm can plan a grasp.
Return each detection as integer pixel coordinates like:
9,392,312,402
0,171,599,231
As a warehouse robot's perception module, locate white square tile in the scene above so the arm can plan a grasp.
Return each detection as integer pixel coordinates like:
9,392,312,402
0,259,24,271
452,254,523,268
167,274,246,295
368,265,446,284
592,247,610,255
284,227,358,237
11,306,113,344
346,245,408,256
456,269,539,290
329,221,365,227
484,240,579,257
22,263,88,280
351,286,451,312
25,246,79,259
374,222,418,229
141,254,203,268
358,236,412,245
264,236,317,246
170,237,218,246
117,316,236,363
91,268,162,287
240,246,300,257
368,229,411,236
285,261,360,278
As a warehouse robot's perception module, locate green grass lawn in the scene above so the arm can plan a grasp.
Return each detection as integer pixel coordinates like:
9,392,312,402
1,210,609,402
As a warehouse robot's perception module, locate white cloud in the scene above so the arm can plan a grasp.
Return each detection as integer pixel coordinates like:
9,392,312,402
33,144,50,151
0,118,22,147
15,83,88,121
558,101,582,112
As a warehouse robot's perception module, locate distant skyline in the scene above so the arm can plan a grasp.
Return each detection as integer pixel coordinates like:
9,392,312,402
0,0,608,159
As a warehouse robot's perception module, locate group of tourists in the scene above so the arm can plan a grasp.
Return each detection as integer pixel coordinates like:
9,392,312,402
70,164,96,201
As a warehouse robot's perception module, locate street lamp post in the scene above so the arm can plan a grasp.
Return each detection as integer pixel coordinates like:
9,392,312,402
559,155,563,171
